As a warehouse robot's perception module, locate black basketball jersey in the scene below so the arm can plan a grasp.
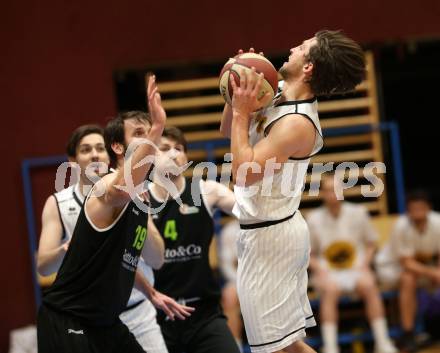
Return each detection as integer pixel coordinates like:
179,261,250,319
43,195,148,326
150,178,220,301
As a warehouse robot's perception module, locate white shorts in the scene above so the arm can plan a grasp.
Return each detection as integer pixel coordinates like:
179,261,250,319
119,299,168,353
327,270,361,293
237,212,316,353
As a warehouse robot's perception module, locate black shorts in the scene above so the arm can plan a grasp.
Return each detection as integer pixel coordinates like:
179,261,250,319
37,304,145,353
158,300,240,353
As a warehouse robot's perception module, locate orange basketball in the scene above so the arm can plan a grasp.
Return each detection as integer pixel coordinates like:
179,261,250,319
219,53,278,107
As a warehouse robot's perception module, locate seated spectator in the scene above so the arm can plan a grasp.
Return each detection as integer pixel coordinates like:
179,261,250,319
390,190,440,351
307,175,397,353
219,220,243,351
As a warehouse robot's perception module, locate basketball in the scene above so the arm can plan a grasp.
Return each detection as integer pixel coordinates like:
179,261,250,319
219,53,279,107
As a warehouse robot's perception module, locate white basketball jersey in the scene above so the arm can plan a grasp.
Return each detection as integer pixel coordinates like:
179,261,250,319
53,184,85,242
54,183,154,305
233,82,323,223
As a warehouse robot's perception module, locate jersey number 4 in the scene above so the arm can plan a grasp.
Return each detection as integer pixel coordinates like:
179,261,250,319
164,220,178,241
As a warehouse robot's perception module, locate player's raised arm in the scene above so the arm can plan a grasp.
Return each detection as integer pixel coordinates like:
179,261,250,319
106,75,166,207
230,69,313,186
220,103,233,139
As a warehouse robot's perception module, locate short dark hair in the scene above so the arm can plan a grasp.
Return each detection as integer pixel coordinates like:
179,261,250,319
104,111,152,165
162,126,188,152
406,189,431,206
307,30,366,96
66,124,104,158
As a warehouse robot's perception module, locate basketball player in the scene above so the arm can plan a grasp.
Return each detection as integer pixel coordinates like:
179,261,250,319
37,122,177,353
307,175,397,353
148,126,240,353
220,30,366,353
37,76,193,353
390,190,440,351
37,124,109,276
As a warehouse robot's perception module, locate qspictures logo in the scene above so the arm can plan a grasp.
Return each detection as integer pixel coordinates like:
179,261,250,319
54,138,387,216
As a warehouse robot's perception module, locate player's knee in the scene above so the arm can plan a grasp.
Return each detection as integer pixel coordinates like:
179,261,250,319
283,340,317,353
356,273,377,295
320,281,341,299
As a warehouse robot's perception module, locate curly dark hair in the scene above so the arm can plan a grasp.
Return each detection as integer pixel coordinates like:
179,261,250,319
307,30,366,96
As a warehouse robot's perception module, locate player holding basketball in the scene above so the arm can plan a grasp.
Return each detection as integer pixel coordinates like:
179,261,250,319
37,76,193,353
220,30,366,353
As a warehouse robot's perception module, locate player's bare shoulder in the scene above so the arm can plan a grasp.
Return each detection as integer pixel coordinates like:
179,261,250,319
88,172,118,202
85,172,126,229
265,113,316,157
42,194,59,217
266,113,315,137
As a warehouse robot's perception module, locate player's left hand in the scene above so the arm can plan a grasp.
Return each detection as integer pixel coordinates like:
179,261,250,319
149,289,195,321
230,67,271,117
147,74,166,128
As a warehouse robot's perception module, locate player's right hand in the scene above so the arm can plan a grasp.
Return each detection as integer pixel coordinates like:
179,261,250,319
230,67,271,115
149,289,195,321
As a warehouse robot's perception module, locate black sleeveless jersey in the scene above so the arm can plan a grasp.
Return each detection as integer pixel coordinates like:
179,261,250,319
43,196,148,326
150,179,220,301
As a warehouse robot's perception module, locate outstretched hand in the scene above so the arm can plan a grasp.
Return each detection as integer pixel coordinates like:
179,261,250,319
147,75,166,128
230,67,272,116
149,289,195,321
